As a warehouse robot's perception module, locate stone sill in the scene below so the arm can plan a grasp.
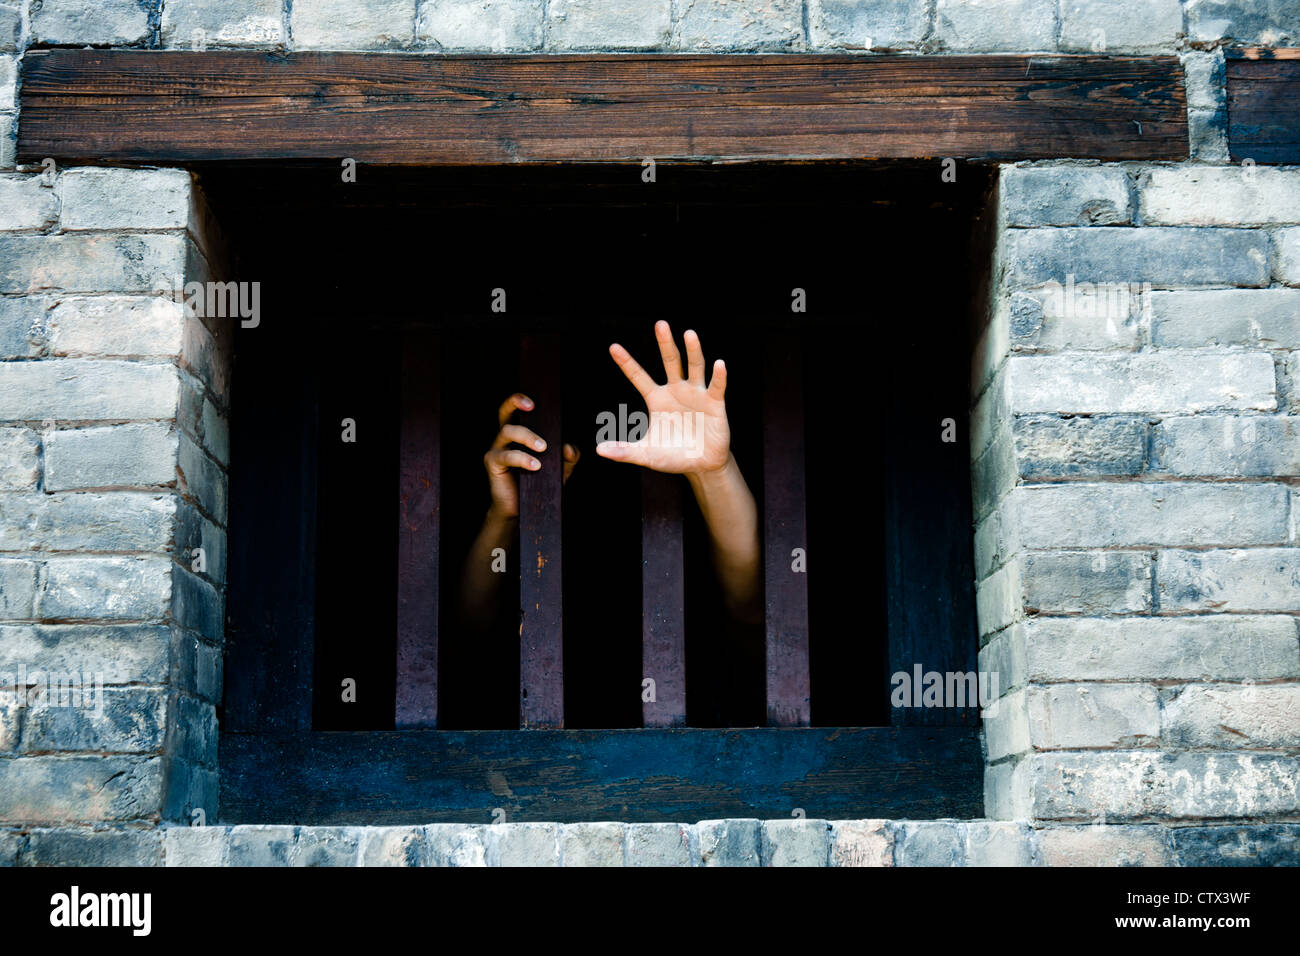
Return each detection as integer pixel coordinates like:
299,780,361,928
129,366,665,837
8,820,1298,866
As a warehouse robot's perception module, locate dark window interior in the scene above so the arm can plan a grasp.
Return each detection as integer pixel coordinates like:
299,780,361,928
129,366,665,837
208,162,993,822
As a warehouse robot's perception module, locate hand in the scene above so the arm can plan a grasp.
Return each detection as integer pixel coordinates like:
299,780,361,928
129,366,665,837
484,393,580,519
597,321,731,475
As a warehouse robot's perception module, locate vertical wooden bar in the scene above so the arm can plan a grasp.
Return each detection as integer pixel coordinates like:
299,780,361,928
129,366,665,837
641,470,686,727
395,331,441,728
763,334,811,727
519,334,564,729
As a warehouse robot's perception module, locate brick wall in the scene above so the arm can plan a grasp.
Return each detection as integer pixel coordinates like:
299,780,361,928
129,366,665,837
1,0,1299,865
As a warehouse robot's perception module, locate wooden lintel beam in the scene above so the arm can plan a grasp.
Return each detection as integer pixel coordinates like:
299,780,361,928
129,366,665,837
18,51,1188,165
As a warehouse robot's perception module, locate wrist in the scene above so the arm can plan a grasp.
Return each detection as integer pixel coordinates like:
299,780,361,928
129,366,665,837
686,452,738,490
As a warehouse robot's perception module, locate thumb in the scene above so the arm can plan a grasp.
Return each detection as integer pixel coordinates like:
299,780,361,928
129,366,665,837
596,439,648,467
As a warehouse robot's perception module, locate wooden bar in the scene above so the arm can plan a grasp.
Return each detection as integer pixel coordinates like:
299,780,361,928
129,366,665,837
763,335,811,727
220,726,984,824
641,470,686,728
18,51,1189,165
518,334,564,729
394,331,440,729
1227,49,1300,164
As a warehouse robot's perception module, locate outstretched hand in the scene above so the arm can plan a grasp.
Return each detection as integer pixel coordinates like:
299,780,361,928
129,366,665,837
597,320,732,475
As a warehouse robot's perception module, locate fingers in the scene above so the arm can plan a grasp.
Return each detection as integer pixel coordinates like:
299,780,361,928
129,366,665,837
498,393,534,428
484,448,540,475
492,423,547,453
595,440,648,467
562,443,581,484
683,328,707,387
654,320,683,383
706,358,727,401
608,343,657,398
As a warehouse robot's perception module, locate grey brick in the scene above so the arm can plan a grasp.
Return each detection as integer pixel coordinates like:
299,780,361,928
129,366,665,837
1186,0,1300,45
560,822,625,866
697,818,761,866
966,821,1036,866
1023,550,1152,614
37,556,172,621
228,825,298,866
0,428,37,490
487,822,558,866
295,827,362,866
178,434,227,524
0,296,46,359
45,424,178,491
546,0,670,49
976,558,1022,637
0,756,162,823
426,824,486,866
1008,352,1276,414
1015,482,1289,548
1162,684,1300,749
1278,227,1300,285
808,0,928,50
1009,284,1146,352
20,827,162,866
0,55,11,112
1002,166,1131,227
0,690,19,750
761,818,830,866
674,0,804,51
1150,289,1300,348
0,828,19,864
829,819,892,866
175,500,227,586
0,624,173,685
934,0,1056,51
161,0,285,48
1156,415,1300,477
59,168,194,232
625,822,693,866
1158,548,1300,612
0,6,19,52
1172,824,1300,866
201,398,230,466
1188,108,1231,163
418,0,543,51
172,565,223,638
982,688,1030,761
0,558,34,619
0,361,179,421
1060,0,1182,52
30,0,150,45
0,234,189,295
181,310,233,403
894,821,965,866
293,0,416,49
0,176,58,231
20,686,166,753
1022,615,1300,681
1141,167,1300,226
0,493,176,553
1006,228,1270,289
163,825,228,866
973,502,1019,581
1027,751,1300,820
46,296,184,358
1288,352,1300,413
170,694,217,766
1014,416,1148,478
1027,684,1159,749
1037,825,1174,865
0,112,15,170
357,826,426,866
971,428,1017,521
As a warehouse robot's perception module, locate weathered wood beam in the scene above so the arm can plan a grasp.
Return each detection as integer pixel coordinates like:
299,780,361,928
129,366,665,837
1227,48,1300,164
18,51,1188,164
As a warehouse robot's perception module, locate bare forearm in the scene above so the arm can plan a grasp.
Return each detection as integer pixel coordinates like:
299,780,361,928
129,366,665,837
460,507,516,629
686,454,761,623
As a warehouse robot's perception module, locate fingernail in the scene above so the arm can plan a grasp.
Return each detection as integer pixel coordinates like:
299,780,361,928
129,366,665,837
529,459,540,469
535,440,547,451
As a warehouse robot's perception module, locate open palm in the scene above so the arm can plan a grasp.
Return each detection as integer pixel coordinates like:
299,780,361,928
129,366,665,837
597,321,732,475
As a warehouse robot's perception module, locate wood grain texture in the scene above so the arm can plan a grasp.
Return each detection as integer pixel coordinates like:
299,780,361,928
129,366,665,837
763,335,811,728
518,334,564,729
641,470,686,728
1227,50,1300,164
395,331,440,729
18,50,1188,164
220,726,983,823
